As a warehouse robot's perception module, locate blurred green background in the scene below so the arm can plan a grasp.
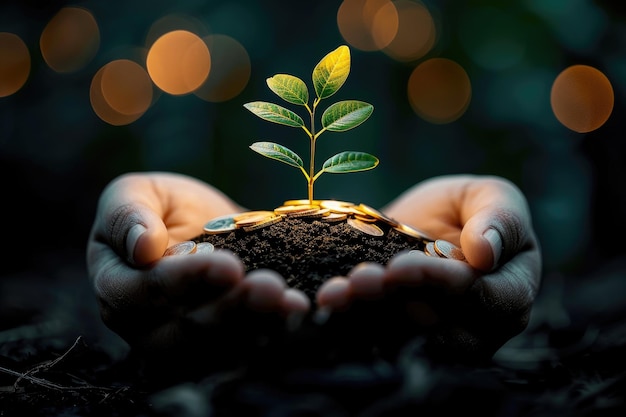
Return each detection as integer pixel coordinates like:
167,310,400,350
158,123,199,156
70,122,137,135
1,0,626,283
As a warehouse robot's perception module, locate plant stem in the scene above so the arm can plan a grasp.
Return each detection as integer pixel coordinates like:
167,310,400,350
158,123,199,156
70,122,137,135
308,99,319,204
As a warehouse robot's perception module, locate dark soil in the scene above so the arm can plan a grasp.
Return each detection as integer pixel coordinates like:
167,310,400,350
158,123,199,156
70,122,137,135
193,216,425,301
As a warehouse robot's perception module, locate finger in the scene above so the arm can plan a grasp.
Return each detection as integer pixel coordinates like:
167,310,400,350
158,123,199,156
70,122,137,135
150,249,245,304
90,174,169,266
347,262,385,300
241,269,287,312
187,271,310,333
316,277,352,310
281,288,310,314
384,251,477,293
459,178,534,271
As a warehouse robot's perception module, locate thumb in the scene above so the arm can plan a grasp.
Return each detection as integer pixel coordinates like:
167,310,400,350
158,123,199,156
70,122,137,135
100,202,169,267
458,177,533,272
126,206,169,265
461,206,529,272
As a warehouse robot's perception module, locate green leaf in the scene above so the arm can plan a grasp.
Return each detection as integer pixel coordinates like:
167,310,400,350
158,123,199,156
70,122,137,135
321,100,373,132
322,151,379,173
249,141,304,169
312,45,350,99
244,101,304,127
266,74,309,106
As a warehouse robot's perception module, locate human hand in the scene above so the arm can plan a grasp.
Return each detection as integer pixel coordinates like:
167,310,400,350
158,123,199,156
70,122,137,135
86,172,310,367
315,175,542,361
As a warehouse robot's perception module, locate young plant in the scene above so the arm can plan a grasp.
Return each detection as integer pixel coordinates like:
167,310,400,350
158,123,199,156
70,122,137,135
244,45,378,204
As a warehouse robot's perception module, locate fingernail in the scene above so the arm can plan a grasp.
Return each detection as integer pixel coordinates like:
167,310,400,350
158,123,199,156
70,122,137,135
483,228,503,270
126,223,146,264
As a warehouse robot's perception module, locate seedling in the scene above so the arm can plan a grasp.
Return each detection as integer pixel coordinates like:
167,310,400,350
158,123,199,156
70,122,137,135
244,45,378,204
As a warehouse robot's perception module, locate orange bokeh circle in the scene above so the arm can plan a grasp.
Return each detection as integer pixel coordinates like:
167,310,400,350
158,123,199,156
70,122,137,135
551,65,614,133
408,58,471,124
100,59,153,116
146,30,211,95
40,7,100,73
0,32,30,97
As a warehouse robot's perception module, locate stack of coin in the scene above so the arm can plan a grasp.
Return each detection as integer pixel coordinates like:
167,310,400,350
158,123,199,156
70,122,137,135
162,241,215,257
413,239,466,261
201,199,438,242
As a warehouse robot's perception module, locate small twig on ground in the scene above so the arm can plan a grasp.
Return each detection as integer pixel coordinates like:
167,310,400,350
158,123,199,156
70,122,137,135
0,366,66,391
12,335,87,389
0,335,115,394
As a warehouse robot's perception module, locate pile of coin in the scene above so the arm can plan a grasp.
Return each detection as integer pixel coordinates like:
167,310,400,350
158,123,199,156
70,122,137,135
162,241,215,256
201,199,438,241
158,199,467,263
411,239,466,262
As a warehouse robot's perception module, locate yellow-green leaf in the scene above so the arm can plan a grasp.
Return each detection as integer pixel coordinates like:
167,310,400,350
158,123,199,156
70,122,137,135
244,101,304,127
250,141,304,169
312,45,350,100
266,74,309,106
321,100,373,132
322,151,379,173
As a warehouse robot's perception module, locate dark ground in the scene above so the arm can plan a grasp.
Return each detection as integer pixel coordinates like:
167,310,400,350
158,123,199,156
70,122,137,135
1,233,625,417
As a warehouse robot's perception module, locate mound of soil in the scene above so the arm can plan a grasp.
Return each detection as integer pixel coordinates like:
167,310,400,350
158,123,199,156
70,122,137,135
192,213,426,301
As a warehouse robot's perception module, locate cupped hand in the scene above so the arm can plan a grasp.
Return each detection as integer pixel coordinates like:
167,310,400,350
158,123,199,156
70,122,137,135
315,175,542,361
86,172,310,364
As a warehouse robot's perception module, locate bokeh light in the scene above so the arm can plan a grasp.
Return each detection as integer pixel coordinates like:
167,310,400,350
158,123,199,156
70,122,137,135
40,7,100,73
194,34,251,102
100,59,153,116
383,0,436,62
337,0,399,51
550,64,614,133
146,30,211,95
90,62,149,126
407,58,471,124
0,32,30,97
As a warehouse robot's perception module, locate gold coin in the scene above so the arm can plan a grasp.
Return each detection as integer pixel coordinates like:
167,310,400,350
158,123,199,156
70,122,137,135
283,199,322,206
292,208,330,218
347,217,384,237
424,241,437,257
347,205,367,216
434,239,466,261
274,204,320,214
285,207,323,218
320,212,348,222
194,242,215,254
320,200,356,214
234,211,276,227
243,215,283,232
203,213,240,234
353,213,378,223
348,207,365,217
394,222,436,242
163,240,197,256
357,203,399,227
